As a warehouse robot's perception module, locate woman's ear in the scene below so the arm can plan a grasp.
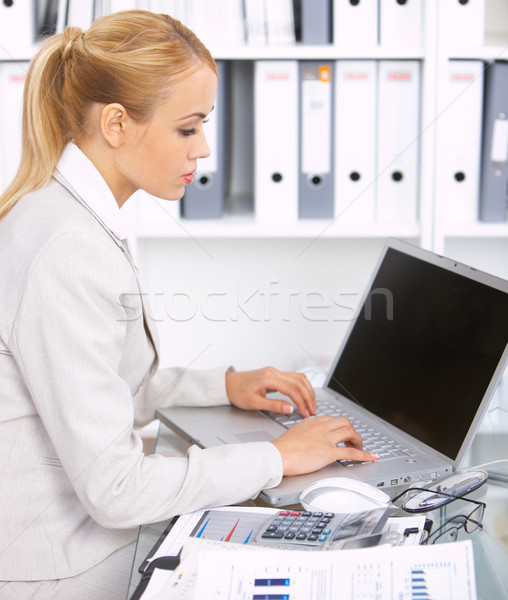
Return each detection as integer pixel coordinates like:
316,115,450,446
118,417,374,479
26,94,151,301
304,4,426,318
100,103,129,148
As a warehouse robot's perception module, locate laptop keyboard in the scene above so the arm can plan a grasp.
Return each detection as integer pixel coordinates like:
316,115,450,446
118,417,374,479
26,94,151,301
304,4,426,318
263,396,416,466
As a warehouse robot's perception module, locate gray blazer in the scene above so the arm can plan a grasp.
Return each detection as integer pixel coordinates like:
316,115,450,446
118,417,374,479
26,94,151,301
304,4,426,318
0,175,282,580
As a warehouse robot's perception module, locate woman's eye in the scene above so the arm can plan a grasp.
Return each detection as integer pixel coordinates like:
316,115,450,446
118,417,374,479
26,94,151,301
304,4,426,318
180,128,197,137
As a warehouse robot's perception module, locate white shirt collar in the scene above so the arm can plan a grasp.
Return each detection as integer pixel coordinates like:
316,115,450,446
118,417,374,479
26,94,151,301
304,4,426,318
56,142,129,241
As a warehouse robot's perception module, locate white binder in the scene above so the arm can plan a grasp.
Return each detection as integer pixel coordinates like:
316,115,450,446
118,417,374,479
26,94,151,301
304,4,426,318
299,62,334,219
184,0,219,46
333,0,378,47
335,60,377,223
56,0,69,32
376,60,420,222
131,190,180,236
265,0,295,46
106,1,138,13
66,0,94,28
150,1,188,22
254,60,299,224
0,61,27,195
439,0,485,47
379,0,423,47
244,0,267,46
0,0,37,60
437,61,484,224
186,0,245,47
221,0,247,46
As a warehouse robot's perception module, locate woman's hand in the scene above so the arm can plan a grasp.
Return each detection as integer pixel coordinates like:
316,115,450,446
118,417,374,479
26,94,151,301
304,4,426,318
225,367,317,417
271,416,378,476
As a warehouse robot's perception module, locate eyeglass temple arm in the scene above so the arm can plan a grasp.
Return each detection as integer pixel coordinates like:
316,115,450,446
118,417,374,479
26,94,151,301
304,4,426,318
390,486,486,508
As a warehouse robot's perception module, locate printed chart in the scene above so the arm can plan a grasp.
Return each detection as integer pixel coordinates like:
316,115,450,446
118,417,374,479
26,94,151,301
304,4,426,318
192,540,477,600
191,510,271,544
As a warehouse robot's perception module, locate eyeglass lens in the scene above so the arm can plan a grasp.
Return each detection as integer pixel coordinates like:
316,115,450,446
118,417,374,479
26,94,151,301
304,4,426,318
465,504,484,534
431,504,484,543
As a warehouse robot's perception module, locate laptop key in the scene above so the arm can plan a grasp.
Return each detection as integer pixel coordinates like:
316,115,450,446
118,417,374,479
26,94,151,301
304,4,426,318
264,401,414,459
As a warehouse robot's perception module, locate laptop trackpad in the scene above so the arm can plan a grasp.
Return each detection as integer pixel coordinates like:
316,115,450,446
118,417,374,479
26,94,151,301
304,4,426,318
219,430,275,443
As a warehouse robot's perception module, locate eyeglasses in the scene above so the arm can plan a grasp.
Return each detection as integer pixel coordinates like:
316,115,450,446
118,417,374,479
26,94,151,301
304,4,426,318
426,501,485,544
390,486,486,545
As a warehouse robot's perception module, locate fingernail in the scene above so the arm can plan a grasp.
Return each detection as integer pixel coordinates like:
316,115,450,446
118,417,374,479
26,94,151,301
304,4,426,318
283,404,294,414
370,453,378,460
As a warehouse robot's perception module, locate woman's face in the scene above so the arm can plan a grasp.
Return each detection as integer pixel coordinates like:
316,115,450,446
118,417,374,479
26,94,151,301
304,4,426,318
118,63,217,204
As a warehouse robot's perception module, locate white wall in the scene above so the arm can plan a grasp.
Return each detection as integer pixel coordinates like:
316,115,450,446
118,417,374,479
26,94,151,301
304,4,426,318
136,231,508,376
136,236,398,374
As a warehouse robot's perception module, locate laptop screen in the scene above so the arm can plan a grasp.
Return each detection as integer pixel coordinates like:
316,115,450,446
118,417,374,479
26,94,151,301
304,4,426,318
327,245,508,460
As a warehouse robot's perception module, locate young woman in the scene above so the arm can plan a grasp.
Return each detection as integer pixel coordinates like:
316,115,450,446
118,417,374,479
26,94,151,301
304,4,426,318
0,10,376,599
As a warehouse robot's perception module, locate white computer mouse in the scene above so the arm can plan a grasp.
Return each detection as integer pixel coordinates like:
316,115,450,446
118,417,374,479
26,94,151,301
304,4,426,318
300,477,391,514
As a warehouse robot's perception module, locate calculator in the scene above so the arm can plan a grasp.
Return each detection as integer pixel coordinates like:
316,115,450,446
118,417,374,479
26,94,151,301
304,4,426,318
255,507,391,550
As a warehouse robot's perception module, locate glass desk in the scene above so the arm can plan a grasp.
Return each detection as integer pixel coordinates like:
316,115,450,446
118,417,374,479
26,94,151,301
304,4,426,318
127,424,508,599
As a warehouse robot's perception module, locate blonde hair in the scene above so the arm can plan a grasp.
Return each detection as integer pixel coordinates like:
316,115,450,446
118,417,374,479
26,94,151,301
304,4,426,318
0,10,216,218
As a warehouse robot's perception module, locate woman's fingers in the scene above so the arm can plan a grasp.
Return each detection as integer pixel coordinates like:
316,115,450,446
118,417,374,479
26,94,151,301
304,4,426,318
271,416,377,477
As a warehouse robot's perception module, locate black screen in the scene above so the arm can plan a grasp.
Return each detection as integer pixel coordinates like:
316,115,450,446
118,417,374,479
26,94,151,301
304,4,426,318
327,247,508,459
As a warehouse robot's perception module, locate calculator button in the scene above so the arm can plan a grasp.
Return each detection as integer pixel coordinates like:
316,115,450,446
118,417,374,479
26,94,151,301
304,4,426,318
308,534,319,541
296,533,308,540
284,532,296,539
261,531,284,539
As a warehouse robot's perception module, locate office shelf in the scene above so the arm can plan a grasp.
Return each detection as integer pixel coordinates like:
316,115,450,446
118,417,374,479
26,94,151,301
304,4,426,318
136,216,421,240
211,45,426,62
1,0,507,260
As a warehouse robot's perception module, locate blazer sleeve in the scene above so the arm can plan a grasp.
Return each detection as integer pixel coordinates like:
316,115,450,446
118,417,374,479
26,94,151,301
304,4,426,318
132,364,235,428
11,231,282,528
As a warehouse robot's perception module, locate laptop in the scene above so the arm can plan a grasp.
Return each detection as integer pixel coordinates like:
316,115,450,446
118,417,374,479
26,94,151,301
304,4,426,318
157,238,508,506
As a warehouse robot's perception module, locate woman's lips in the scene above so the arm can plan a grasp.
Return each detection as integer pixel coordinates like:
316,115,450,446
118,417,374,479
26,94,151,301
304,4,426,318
181,172,195,184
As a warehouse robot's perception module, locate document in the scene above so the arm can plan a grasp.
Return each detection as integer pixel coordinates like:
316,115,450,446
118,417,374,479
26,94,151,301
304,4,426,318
145,538,476,600
142,507,427,569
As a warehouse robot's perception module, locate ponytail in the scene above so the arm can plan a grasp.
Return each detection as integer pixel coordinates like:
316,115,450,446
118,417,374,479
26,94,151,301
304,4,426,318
0,10,216,219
